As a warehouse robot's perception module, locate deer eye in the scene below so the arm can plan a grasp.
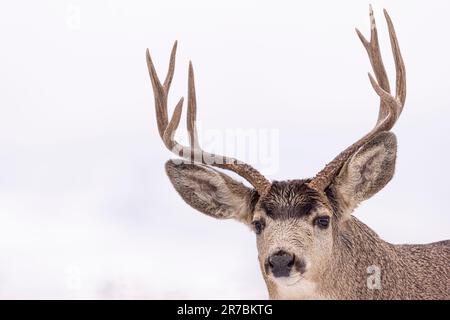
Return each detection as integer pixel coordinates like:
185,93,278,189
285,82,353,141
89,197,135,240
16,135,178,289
315,216,330,229
253,220,264,234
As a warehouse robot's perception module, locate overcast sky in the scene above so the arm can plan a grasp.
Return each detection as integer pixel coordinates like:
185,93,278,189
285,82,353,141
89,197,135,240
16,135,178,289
0,0,449,299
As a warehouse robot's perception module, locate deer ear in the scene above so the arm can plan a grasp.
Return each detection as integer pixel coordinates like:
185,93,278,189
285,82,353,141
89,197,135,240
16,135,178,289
331,132,397,213
165,160,258,225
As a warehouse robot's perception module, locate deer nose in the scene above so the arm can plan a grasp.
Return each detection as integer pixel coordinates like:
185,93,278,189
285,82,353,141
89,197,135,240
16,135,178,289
268,251,295,278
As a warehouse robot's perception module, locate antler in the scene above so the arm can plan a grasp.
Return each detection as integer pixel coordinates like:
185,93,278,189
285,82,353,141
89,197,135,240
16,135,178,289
146,42,272,195
308,7,406,191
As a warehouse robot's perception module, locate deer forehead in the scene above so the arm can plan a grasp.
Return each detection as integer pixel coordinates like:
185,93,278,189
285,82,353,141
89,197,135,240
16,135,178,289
258,180,332,221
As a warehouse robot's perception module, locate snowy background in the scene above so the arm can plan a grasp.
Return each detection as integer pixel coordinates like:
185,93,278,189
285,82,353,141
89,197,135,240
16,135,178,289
0,0,449,299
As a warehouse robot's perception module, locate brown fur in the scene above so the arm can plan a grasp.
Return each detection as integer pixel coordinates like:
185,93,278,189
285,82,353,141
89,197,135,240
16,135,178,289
165,132,450,300
260,181,321,220
321,217,450,299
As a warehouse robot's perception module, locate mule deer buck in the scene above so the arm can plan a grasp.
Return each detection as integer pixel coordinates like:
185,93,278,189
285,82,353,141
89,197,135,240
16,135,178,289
146,8,450,299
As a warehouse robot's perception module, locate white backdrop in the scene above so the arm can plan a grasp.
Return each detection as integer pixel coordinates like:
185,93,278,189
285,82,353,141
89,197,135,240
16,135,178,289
0,0,449,299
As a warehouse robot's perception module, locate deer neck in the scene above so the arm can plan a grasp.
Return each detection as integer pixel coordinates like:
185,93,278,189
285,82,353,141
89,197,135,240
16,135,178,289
320,216,396,299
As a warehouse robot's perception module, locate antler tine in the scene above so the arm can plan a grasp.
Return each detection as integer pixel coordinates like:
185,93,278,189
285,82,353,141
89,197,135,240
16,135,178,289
356,4,391,122
308,7,406,191
187,61,200,149
163,41,177,89
147,43,272,195
146,41,177,139
162,97,184,152
384,9,407,110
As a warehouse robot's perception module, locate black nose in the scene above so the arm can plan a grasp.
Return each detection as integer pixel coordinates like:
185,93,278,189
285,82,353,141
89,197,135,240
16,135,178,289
268,251,295,278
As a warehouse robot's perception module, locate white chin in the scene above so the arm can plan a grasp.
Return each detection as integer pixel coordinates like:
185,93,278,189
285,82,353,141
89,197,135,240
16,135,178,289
272,274,302,287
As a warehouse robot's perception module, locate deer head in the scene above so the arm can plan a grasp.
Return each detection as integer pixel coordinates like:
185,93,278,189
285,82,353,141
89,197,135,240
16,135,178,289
147,7,406,298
